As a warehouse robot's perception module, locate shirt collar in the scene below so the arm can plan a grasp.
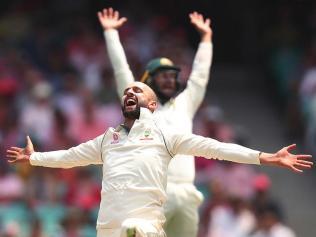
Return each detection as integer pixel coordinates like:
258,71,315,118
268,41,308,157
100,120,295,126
139,107,155,120
114,108,154,132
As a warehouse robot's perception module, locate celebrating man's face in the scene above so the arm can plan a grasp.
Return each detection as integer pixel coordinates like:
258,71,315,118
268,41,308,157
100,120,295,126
121,82,157,119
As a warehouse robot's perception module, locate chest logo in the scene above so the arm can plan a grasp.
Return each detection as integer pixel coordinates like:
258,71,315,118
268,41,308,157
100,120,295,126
111,133,120,144
140,128,153,141
144,128,151,137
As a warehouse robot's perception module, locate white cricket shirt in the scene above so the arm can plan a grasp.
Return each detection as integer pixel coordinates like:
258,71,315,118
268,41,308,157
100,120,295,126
30,108,260,230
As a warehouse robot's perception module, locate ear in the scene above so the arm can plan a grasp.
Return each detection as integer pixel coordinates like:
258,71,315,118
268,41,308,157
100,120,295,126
147,100,157,113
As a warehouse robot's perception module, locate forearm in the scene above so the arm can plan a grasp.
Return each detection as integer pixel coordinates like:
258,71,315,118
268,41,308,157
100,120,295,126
190,41,213,88
30,137,103,168
30,150,84,168
179,41,213,117
104,29,135,97
104,29,129,71
172,133,260,165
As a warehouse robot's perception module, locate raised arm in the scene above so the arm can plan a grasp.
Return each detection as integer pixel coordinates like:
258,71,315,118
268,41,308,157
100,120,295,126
7,135,104,169
176,12,213,118
167,132,313,172
98,7,135,98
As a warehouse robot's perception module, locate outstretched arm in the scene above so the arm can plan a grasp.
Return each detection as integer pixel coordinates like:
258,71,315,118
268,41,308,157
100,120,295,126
167,131,313,172
98,8,135,99
177,12,213,118
7,135,104,168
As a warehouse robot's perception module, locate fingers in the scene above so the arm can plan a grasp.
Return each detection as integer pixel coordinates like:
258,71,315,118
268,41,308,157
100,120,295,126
97,11,103,21
7,159,17,163
286,144,297,152
189,13,194,22
292,157,313,171
108,7,113,17
198,13,204,22
297,159,314,165
102,8,108,18
10,147,23,152
114,10,119,20
26,135,32,145
6,146,21,163
6,153,17,163
99,8,115,18
297,154,312,160
98,8,126,26
290,166,303,173
205,18,211,26
118,17,127,26
189,11,206,23
295,162,312,168
295,159,313,169
6,150,19,156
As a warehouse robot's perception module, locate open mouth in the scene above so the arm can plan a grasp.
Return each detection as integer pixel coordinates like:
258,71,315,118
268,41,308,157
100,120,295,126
124,96,138,110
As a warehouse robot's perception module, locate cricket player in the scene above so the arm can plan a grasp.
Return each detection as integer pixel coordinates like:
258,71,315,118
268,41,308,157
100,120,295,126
7,82,313,237
98,8,213,237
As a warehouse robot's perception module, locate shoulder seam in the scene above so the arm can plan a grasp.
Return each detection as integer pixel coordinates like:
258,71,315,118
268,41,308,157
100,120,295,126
100,128,110,162
154,121,174,158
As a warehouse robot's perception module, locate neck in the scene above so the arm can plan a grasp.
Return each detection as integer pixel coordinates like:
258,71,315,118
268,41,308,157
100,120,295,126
123,118,136,130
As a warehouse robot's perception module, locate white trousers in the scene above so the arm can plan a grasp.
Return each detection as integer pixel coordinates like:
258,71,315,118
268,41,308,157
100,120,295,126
97,218,166,237
164,182,203,237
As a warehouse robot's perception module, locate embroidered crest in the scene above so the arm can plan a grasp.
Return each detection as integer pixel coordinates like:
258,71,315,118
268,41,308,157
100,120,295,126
140,128,153,141
111,133,120,144
144,128,151,137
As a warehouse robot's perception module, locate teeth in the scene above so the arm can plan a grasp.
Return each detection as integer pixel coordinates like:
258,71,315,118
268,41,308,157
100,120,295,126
126,98,136,106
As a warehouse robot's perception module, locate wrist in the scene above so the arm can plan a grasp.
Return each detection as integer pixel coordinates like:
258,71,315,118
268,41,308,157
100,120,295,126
26,149,35,158
201,32,212,42
103,26,119,32
259,152,279,166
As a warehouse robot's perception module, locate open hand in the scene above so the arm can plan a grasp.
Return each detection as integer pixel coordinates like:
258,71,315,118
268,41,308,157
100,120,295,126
260,144,313,173
189,12,212,42
97,8,127,31
275,144,313,172
6,136,34,163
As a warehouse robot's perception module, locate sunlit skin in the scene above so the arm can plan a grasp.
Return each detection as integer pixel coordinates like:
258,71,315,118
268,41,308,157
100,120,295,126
121,82,157,129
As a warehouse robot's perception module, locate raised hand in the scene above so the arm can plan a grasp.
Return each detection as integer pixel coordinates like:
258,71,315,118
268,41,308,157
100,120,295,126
97,7,127,31
260,144,313,173
189,11,212,42
6,136,34,163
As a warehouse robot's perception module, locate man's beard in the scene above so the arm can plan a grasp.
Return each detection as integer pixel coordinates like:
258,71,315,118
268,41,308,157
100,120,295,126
150,78,178,105
122,105,141,119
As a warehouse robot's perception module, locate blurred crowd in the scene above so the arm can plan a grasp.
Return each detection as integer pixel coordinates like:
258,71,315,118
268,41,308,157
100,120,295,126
264,3,316,156
0,1,312,237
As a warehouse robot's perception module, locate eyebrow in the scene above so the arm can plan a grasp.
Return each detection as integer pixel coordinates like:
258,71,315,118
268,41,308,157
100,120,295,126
123,86,143,94
123,87,130,94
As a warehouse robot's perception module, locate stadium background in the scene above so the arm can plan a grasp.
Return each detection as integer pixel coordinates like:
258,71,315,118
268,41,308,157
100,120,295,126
0,0,315,236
